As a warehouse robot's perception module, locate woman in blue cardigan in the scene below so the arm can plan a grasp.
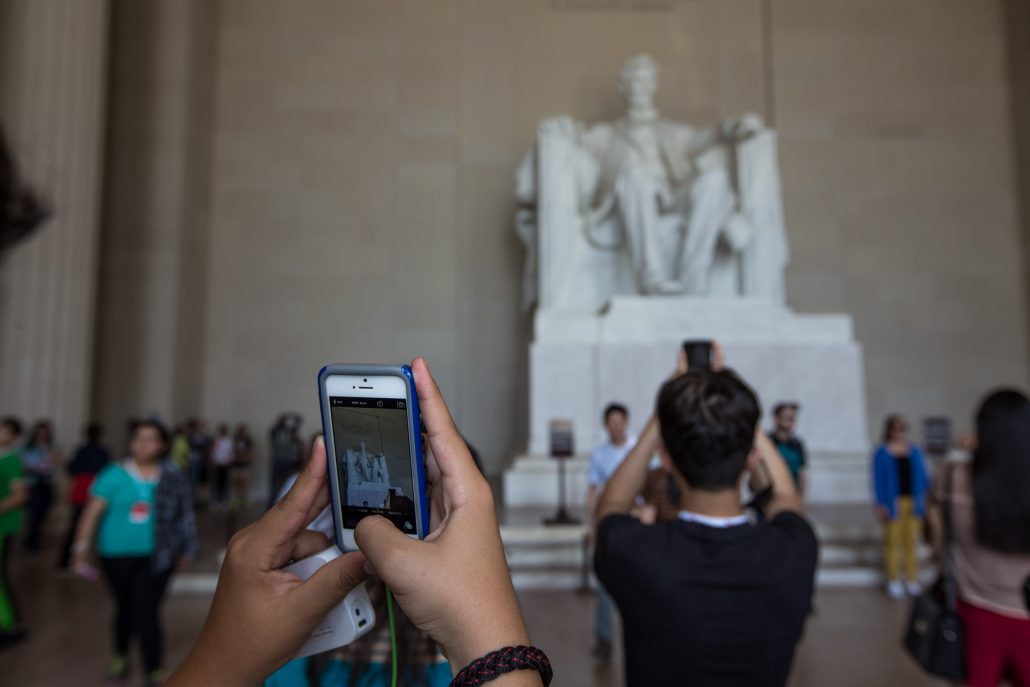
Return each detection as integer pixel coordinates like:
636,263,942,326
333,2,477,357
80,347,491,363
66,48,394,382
872,415,930,599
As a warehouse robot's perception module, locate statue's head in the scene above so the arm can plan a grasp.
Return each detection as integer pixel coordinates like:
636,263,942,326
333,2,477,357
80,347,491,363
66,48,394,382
618,54,659,111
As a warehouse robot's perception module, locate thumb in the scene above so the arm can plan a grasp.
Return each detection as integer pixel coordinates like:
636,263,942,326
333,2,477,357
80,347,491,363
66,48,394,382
354,515,421,588
288,550,368,625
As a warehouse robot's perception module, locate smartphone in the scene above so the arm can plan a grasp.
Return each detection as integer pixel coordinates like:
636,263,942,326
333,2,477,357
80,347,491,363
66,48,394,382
682,340,713,371
318,364,429,551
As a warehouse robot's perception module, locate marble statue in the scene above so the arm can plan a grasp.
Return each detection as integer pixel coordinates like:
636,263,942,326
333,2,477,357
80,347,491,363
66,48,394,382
515,54,789,313
346,442,392,507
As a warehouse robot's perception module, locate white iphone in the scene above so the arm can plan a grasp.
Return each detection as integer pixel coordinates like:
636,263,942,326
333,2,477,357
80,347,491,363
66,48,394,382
317,364,429,551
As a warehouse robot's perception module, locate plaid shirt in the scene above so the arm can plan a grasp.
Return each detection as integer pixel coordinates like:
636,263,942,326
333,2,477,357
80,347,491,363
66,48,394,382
152,461,199,573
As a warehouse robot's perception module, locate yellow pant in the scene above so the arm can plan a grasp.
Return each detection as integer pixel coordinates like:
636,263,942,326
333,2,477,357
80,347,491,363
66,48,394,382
884,496,920,582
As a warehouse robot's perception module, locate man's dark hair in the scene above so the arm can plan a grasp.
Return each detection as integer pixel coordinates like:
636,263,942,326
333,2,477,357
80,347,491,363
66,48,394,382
0,416,23,438
772,402,799,418
881,414,907,443
972,388,1030,554
603,403,629,422
657,369,761,491
85,422,103,442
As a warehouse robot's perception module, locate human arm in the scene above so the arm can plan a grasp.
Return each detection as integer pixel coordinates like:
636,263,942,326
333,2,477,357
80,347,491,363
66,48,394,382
178,471,200,567
925,479,943,556
71,495,108,568
167,444,369,687
871,448,891,522
586,483,600,543
48,446,63,471
798,440,809,496
0,478,27,513
354,358,540,680
596,418,660,521
751,431,803,518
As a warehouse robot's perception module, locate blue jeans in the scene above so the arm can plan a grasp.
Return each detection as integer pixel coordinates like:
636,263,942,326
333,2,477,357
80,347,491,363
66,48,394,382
595,584,615,645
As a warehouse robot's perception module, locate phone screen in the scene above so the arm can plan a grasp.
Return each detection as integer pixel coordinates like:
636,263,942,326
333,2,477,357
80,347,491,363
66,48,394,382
328,395,417,534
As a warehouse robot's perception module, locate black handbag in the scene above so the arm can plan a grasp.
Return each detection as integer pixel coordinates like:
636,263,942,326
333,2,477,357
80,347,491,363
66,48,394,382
903,465,965,680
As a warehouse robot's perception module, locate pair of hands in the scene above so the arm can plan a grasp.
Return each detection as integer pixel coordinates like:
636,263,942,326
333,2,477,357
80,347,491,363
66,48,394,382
168,358,531,687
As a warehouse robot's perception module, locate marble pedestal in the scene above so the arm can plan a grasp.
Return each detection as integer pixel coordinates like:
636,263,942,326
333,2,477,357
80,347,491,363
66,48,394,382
504,297,871,506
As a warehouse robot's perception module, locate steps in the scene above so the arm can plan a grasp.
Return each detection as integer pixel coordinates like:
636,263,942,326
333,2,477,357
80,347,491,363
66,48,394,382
499,504,938,591
504,451,873,509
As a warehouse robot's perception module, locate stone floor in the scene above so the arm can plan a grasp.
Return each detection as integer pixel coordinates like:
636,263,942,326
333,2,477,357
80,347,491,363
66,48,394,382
0,509,940,686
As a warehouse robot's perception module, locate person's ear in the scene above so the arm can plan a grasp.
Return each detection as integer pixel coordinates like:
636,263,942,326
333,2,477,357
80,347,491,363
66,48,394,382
745,447,761,473
658,442,673,473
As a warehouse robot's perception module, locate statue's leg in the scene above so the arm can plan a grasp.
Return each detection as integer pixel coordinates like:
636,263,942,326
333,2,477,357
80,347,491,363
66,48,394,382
614,166,674,293
676,168,736,295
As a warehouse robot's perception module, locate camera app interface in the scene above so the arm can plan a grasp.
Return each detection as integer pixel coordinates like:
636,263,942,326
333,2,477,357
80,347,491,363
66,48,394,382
330,395,417,533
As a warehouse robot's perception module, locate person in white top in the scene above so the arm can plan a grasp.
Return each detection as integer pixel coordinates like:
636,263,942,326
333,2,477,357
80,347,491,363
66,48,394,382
210,425,235,511
586,403,637,660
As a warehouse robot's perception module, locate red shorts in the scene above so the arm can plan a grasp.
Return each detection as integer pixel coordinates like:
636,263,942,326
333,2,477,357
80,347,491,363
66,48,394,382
958,599,1030,687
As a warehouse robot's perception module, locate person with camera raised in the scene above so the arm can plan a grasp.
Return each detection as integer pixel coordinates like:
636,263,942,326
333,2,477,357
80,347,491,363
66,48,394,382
594,344,818,686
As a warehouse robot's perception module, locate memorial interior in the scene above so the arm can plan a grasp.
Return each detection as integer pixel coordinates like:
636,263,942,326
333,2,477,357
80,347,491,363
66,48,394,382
1,1,1030,685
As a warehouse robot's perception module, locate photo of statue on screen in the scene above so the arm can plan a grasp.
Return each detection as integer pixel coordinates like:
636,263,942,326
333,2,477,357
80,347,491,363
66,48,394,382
344,441,406,509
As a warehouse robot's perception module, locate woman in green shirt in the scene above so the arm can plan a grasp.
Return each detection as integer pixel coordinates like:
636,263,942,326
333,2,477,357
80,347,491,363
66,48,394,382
74,420,198,687
0,417,28,648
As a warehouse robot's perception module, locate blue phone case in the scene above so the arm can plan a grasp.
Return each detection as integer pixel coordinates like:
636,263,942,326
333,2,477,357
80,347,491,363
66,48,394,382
317,364,430,549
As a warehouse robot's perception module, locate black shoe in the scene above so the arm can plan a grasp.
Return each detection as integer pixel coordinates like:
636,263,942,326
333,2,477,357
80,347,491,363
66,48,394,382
592,640,612,660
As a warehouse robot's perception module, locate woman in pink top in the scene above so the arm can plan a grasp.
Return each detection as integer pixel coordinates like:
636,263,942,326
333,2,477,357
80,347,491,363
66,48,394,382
928,389,1030,687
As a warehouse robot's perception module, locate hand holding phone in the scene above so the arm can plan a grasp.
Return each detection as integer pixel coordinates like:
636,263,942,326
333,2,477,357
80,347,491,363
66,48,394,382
167,443,368,687
682,340,713,371
680,340,724,373
354,358,532,672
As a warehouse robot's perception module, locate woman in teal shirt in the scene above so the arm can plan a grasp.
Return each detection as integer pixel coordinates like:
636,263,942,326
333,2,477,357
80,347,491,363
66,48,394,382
74,420,198,687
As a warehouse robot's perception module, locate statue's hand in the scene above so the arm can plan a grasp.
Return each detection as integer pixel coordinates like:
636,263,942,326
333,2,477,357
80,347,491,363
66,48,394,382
723,213,752,251
726,112,764,140
540,115,578,140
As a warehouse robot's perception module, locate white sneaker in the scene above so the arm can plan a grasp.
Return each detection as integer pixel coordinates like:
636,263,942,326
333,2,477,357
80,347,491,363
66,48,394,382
887,580,906,600
905,581,923,597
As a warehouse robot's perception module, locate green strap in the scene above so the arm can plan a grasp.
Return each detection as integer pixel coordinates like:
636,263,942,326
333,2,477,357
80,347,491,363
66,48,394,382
386,586,398,687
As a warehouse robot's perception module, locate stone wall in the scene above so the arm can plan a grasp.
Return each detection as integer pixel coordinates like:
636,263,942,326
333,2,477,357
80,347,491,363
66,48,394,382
94,0,1029,483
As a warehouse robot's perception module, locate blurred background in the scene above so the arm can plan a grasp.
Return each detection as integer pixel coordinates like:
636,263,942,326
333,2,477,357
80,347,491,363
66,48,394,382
1,1,1029,685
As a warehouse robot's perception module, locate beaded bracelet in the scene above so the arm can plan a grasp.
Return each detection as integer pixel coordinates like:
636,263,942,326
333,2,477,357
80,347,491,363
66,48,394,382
450,645,553,687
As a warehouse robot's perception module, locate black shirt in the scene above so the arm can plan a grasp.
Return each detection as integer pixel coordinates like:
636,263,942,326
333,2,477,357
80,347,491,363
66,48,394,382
595,511,819,687
896,455,913,496
67,442,110,475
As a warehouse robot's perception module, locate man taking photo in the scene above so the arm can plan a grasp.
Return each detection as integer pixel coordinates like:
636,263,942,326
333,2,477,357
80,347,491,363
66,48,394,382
595,345,818,686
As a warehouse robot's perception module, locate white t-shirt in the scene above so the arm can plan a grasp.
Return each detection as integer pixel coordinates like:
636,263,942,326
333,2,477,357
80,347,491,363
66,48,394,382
212,437,235,467
588,433,638,487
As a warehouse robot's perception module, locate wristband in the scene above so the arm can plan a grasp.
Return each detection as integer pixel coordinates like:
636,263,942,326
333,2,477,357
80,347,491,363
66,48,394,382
450,645,553,687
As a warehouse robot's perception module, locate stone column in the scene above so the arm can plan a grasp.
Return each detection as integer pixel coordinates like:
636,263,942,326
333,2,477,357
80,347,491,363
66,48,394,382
0,0,109,443
92,0,215,436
